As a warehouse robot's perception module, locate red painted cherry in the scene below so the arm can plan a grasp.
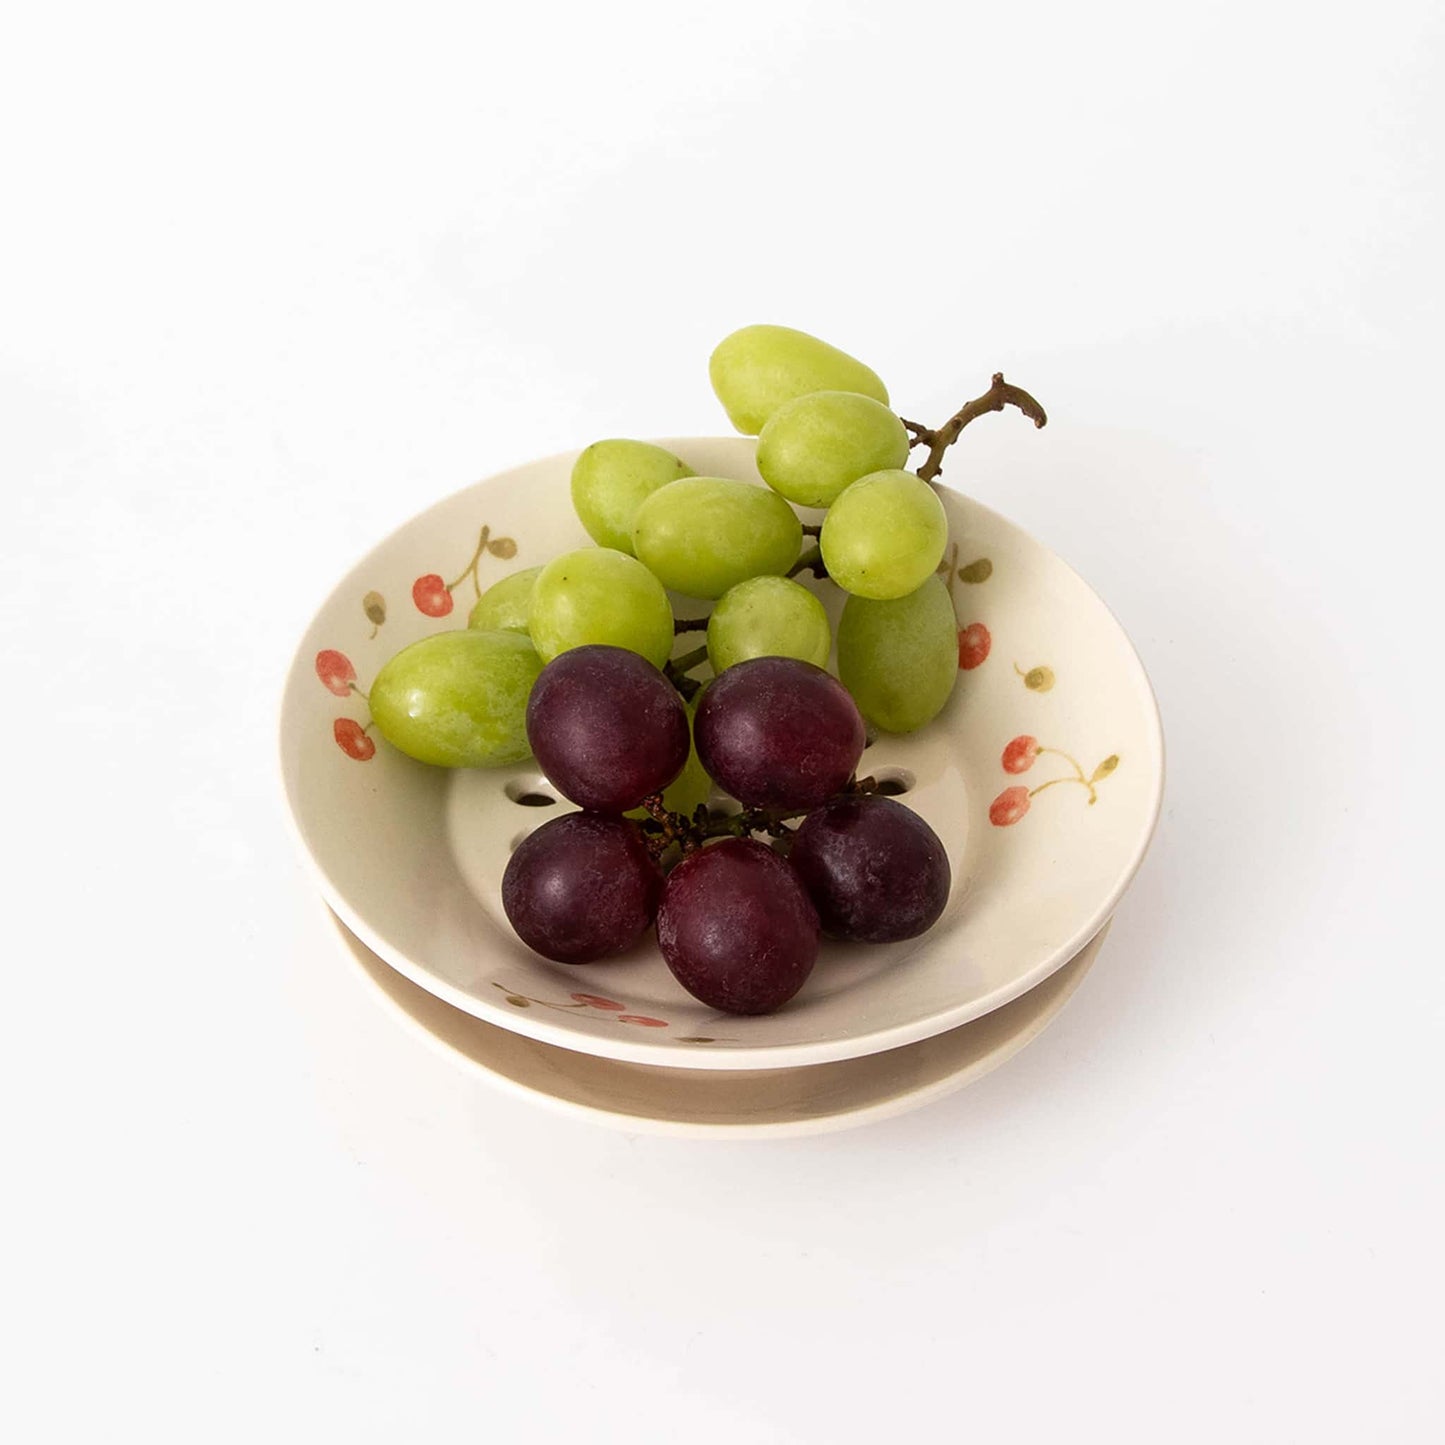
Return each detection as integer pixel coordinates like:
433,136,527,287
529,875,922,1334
333,718,376,761
412,573,454,617
1002,735,1040,774
315,649,356,697
989,786,1031,826
571,993,625,1011
958,622,991,670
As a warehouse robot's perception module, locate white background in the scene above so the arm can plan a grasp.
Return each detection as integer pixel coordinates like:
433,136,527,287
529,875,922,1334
4,2,1441,1440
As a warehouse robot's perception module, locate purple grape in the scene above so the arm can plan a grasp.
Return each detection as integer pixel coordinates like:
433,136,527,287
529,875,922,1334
657,838,819,1014
789,794,950,943
694,656,865,811
525,645,689,812
502,812,662,964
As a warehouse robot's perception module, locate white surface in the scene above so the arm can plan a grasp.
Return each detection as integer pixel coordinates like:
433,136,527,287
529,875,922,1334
3,3,1440,1441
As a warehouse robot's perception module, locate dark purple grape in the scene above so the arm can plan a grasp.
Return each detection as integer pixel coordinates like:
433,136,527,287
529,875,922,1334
657,838,819,1014
502,812,662,964
789,794,950,943
694,656,865,811
525,645,689,812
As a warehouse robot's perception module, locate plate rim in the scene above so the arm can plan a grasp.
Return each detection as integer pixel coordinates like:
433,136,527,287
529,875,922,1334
330,907,1111,1139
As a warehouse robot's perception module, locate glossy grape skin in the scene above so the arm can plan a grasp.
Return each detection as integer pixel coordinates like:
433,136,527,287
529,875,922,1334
369,629,543,768
708,324,889,436
502,812,662,964
468,565,542,633
570,440,695,554
528,547,674,669
632,477,801,600
836,574,958,733
657,838,819,1014
694,656,865,811
756,391,910,508
525,645,689,812
820,470,948,600
790,794,950,943
706,575,830,673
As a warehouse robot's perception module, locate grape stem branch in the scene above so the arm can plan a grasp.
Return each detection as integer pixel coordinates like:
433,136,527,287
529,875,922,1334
637,775,883,861
787,545,828,580
901,372,1047,483
663,645,709,701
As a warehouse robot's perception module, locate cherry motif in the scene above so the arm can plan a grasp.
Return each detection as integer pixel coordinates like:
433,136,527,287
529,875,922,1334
571,993,625,1011
1002,735,1040,774
412,573,454,617
617,1015,668,1027
333,718,376,761
315,649,357,697
989,786,1031,826
958,622,992,670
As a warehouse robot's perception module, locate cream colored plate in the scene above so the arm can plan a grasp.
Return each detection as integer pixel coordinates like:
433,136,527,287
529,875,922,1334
331,909,1110,1138
280,437,1162,1071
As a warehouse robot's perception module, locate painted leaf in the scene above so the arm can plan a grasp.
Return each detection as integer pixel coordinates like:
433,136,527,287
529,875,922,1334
958,558,993,584
487,537,518,559
1023,665,1055,692
363,590,386,626
1091,754,1120,782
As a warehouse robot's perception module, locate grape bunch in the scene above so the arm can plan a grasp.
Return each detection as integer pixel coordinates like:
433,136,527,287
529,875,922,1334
504,646,949,1014
362,324,1047,1014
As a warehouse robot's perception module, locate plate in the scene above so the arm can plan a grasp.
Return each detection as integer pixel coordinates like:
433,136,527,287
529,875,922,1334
280,437,1162,1070
332,908,1110,1138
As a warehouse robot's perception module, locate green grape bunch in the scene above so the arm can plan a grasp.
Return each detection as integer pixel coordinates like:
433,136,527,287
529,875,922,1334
365,321,1046,772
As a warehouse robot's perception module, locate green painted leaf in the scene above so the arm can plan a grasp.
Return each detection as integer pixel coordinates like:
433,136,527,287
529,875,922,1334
1091,754,1120,782
959,557,994,584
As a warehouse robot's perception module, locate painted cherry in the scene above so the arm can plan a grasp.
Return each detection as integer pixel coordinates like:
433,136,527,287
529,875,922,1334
958,622,992,670
333,717,376,761
412,573,454,617
571,993,625,1011
1002,735,1040,774
617,1015,668,1027
315,649,356,697
989,786,1031,826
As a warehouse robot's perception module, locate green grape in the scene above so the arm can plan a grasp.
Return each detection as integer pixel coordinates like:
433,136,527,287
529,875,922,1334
529,547,674,668
756,391,909,508
468,565,542,632
708,324,889,436
570,440,695,553
706,575,830,672
837,574,958,733
370,629,543,767
820,469,947,600
633,477,801,600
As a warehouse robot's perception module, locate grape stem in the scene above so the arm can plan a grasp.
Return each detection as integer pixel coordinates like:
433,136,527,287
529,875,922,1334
901,372,1047,483
787,545,828,580
663,645,709,701
636,775,883,863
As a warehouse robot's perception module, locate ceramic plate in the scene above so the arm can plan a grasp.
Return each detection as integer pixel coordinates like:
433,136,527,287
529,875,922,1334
332,908,1110,1138
280,437,1162,1070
